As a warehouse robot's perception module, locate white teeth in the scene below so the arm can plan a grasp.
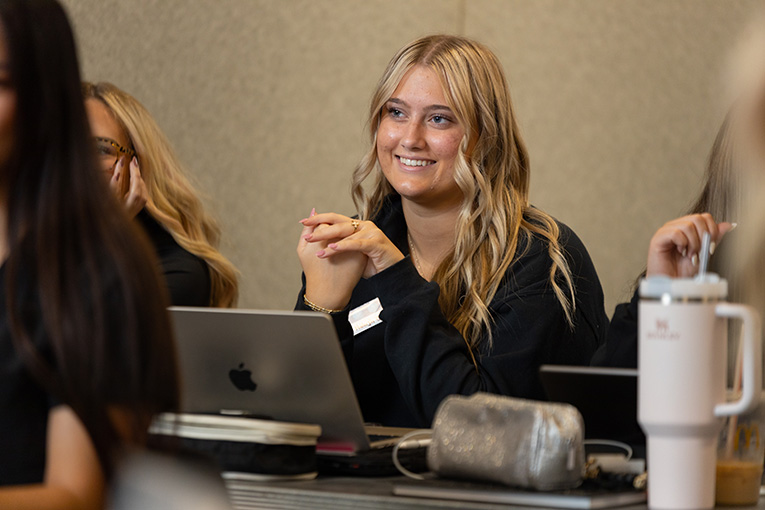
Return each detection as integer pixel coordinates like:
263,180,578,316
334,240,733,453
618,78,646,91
399,156,434,167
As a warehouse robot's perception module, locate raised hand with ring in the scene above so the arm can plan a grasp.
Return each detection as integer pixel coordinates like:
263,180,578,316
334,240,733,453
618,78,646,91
299,212,404,279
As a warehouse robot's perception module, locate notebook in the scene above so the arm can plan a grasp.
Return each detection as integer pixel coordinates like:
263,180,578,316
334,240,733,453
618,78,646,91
169,307,413,455
393,479,647,509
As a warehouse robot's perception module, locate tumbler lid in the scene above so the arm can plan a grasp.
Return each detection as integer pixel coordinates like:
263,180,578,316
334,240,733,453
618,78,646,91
639,274,728,300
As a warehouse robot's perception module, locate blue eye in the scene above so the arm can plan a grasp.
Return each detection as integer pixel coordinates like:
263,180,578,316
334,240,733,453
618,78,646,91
388,107,403,118
431,115,453,126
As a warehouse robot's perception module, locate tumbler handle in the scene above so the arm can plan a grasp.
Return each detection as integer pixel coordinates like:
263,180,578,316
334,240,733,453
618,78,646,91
714,303,762,417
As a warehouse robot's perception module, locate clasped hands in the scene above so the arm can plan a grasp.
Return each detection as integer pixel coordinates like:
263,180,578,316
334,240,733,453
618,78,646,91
297,210,404,310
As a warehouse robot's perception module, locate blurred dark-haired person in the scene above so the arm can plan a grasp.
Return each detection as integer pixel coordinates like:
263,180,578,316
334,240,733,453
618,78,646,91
0,0,179,508
83,82,239,307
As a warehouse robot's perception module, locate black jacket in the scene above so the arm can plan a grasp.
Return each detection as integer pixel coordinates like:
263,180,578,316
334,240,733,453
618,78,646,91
137,210,210,306
590,290,640,368
296,195,608,427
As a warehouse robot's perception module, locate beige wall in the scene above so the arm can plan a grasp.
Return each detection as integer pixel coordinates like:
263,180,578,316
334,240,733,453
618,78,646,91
61,0,759,313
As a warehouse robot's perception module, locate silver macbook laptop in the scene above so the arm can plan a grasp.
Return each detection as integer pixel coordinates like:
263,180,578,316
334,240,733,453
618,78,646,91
169,307,409,454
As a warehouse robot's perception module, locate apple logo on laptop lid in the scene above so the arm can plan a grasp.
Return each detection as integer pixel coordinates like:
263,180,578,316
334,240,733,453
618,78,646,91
229,362,257,392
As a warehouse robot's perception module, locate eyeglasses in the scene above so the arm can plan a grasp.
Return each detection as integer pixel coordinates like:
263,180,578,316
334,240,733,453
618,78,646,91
93,137,135,171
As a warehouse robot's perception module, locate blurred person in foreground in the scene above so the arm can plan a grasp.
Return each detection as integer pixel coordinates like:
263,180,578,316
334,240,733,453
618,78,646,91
0,0,179,507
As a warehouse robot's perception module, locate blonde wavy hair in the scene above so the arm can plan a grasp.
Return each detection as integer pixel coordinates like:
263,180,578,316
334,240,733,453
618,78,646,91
352,35,575,351
83,82,239,307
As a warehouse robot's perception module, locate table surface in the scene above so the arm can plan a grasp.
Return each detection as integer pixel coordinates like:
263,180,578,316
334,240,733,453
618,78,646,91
223,475,765,510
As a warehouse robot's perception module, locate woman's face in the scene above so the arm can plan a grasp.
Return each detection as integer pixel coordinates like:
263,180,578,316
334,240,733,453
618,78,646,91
0,30,16,172
376,65,465,209
85,97,131,180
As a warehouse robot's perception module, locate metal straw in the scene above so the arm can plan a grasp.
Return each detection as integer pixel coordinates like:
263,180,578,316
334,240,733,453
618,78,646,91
697,232,712,280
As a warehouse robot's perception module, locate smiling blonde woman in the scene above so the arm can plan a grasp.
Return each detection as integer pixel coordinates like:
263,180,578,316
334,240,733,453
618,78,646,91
296,35,607,427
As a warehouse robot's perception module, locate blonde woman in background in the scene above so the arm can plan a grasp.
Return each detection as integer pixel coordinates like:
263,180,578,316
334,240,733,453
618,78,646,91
297,35,608,427
83,82,238,307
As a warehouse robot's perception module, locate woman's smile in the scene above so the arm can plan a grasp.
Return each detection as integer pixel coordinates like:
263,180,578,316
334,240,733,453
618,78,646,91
376,65,465,205
396,155,436,169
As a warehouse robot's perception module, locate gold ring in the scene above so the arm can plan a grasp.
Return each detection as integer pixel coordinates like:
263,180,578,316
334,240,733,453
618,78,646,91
351,219,360,232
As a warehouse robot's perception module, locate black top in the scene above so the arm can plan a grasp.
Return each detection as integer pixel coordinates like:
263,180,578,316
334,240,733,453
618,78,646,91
296,195,608,427
137,210,210,306
590,290,640,368
0,264,51,485
0,247,155,485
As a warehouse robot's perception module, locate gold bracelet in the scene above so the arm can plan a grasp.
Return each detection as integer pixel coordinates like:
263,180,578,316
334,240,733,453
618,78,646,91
303,295,345,314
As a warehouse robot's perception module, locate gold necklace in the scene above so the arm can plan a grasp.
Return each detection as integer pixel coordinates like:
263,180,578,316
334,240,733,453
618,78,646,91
408,232,424,276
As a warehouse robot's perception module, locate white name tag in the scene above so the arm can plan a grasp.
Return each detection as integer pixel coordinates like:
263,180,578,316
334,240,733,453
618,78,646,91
349,297,384,336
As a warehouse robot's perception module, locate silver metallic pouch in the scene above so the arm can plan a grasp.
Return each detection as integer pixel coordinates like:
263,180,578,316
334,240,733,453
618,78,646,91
427,393,585,491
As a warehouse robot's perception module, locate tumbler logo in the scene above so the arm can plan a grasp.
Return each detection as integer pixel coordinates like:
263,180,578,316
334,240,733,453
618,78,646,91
646,318,680,340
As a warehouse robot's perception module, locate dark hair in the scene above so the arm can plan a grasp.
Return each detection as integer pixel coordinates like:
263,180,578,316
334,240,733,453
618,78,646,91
0,0,179,476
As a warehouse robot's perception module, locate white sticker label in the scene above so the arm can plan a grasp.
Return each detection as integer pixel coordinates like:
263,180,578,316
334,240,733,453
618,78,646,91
349,297,384,336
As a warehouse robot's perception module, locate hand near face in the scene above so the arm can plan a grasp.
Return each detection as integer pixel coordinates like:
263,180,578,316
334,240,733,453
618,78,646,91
110,156,147,218
297,210,368,311
646,213,735,278
301,212,405,279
